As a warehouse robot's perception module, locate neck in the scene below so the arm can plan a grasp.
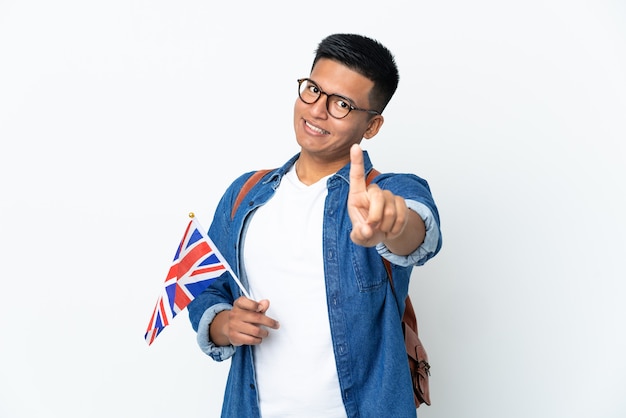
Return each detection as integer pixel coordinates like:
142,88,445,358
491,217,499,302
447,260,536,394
295,155,348,186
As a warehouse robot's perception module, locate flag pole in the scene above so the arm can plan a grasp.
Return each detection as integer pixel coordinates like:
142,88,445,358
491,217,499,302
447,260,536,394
189,212,251,299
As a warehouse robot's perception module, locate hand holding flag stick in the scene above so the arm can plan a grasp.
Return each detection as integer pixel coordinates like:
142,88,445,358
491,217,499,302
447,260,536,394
144,212,249,345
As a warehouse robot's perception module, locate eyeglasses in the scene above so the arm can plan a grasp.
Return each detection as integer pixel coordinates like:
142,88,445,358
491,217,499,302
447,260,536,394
297,78,380,119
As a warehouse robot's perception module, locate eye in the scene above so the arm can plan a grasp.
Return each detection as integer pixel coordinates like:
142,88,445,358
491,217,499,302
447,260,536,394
330,95,352,110
336,99,350,109
300,80,320,98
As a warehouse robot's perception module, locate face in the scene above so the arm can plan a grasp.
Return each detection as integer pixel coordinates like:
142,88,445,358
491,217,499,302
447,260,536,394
293,58,384,167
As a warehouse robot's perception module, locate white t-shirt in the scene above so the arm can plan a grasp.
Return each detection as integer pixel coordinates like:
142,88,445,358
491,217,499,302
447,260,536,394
244,164,347,418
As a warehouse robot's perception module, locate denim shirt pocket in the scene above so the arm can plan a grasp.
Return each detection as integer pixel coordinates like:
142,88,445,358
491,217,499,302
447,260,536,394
349,244,387,292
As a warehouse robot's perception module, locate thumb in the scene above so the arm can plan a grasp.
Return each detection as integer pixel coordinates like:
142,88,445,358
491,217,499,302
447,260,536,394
256,299,270,313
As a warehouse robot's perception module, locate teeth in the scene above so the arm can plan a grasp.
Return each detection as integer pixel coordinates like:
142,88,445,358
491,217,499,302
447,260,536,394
306,120,328,135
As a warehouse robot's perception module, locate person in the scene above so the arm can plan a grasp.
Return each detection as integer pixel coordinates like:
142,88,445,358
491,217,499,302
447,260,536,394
188,33,442,418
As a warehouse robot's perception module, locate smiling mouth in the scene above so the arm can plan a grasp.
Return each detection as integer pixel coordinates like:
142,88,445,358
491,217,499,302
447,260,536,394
305,120,330,135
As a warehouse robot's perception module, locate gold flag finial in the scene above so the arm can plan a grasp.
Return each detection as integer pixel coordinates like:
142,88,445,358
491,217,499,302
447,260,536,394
189,212,195,218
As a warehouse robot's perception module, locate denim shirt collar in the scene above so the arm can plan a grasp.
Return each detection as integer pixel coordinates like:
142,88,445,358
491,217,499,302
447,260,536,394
266,150,375,186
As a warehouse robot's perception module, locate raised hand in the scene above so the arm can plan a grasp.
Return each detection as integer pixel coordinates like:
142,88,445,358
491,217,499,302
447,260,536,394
348,144,424,255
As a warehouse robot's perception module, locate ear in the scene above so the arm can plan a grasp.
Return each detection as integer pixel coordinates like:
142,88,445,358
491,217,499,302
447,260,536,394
363,115,384,139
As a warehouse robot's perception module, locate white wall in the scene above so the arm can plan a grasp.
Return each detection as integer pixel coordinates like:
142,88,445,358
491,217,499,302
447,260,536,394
1,1,624,417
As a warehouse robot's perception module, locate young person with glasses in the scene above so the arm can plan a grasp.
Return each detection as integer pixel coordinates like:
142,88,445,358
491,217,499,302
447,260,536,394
188,33,442,417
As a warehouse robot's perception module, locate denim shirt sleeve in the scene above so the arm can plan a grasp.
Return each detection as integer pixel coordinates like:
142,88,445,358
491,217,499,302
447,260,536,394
196,302,237,361
376,199,440,267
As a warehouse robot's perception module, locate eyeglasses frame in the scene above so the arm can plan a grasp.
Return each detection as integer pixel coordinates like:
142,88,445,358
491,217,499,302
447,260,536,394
297,78,381,119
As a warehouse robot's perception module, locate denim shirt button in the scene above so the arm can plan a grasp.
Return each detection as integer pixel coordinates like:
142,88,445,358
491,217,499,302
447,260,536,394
327,250,334,260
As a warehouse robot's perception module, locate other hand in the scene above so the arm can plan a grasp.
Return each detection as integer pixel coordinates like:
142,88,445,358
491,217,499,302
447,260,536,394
210,296,280,347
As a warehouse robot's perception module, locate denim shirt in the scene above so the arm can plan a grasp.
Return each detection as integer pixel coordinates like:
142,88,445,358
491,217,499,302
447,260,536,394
188,151,442,418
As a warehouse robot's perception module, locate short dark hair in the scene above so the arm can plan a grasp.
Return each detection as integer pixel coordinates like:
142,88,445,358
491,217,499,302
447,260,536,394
312,33,399,113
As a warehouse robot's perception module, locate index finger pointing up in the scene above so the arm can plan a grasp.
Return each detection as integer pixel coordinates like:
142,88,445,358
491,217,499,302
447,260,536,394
349,144,367,194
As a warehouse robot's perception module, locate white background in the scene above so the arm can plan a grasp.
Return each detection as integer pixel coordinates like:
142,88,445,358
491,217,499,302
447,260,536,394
1,1,625,417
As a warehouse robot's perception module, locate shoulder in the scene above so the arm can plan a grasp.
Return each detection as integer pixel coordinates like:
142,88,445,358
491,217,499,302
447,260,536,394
372,172,432,193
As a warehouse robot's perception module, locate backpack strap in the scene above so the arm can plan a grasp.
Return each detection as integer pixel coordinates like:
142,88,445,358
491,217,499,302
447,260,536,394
382,255,419,336
367,169,411,318
365,167,380,186
230,169,273,220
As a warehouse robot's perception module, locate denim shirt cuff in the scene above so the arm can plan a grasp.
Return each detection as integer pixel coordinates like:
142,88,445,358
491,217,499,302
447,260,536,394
196,303,237,361
376,199,440,267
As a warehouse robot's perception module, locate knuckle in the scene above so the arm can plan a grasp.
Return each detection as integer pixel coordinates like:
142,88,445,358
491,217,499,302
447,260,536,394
384,205,396,217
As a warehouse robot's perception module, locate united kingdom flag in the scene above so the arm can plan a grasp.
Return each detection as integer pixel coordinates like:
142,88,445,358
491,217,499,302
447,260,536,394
144,215,231,345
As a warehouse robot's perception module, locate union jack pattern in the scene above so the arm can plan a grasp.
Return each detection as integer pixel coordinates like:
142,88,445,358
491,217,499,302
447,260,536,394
144,217,229,345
